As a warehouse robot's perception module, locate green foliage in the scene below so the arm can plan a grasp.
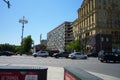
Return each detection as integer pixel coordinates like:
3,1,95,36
66,40,81,52
66,43,72,52
0,35,33,55
0,44,20,52
22,35,33,54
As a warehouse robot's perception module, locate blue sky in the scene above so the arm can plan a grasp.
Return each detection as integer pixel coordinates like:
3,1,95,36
0,0,82,45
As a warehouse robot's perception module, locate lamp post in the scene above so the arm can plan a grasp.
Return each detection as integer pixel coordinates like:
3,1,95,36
19,16,28,55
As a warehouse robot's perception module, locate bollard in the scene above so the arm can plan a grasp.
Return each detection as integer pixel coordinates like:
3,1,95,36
0,66,48,80
64,66,103,80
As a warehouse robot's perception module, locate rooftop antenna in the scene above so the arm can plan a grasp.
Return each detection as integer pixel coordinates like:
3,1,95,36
40,34,42,44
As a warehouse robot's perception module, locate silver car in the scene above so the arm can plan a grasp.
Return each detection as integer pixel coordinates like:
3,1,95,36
69,52,87,59
32,51,49,57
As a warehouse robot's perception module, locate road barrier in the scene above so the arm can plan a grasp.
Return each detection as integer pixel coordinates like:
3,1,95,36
64,66,103,80
0,66,48,80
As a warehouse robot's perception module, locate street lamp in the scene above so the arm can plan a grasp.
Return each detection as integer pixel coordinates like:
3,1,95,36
19,16,28,55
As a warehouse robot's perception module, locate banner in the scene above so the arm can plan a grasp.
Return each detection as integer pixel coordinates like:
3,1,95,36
0,71,38,80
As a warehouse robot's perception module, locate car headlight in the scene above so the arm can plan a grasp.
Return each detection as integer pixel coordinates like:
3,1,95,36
115,54,118,56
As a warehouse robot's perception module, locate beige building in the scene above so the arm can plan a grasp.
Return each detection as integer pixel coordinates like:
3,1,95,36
73,0,120,52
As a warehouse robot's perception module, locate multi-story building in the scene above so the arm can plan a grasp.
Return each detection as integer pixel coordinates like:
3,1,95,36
41,40,47,46
73,0,120,53
47,22,73,51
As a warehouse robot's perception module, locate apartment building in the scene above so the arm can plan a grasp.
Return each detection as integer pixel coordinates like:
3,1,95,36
41,40,47,46
73,0,120,52
47,22,73,51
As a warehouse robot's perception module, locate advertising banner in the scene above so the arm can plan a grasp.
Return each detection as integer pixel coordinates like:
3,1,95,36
0,71,38,80
64,71,76,80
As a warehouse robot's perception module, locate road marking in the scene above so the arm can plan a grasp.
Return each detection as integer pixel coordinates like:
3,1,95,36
87,71,120,80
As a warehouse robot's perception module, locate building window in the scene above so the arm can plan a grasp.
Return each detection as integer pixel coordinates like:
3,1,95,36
98,5,101,9
99,0,101,3
103,0,106,5
98,19,101,23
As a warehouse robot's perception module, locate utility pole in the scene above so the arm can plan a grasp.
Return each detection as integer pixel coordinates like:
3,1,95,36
19,16,28,55
3,0,11,8
40,34,42,44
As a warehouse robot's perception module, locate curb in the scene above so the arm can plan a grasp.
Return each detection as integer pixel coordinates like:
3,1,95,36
0,64,119,80
87,71,120,80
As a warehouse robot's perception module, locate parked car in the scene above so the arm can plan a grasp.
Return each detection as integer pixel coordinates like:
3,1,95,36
53,51,70,58
98,50,120,62
32,51,49,57
69,52,87,59
87,52,98,57
0,51,14,56
48,50,59,57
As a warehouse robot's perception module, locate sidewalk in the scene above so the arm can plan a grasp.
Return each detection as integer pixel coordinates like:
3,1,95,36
87,71,120,80
0,64,64,80
47,66,64,80
48,67,120,80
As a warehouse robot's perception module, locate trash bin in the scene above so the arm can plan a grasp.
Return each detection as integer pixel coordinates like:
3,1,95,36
0,66,48,80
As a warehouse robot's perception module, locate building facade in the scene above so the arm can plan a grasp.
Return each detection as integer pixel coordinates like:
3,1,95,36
47,22,73,51
73,0,120,52
41,40,47,46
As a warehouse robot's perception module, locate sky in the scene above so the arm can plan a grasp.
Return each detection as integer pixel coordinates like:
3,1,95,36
0,0,83,45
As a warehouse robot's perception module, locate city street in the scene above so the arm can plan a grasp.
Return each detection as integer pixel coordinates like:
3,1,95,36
0,55,120,79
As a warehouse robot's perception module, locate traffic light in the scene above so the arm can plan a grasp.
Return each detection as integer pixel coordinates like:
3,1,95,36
3,0,11,8
7,1,10,8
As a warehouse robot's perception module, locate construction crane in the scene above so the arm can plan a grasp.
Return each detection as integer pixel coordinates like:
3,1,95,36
3,0,11,8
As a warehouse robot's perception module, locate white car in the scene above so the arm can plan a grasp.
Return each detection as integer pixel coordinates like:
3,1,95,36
32,51,49,57
69,52,87,59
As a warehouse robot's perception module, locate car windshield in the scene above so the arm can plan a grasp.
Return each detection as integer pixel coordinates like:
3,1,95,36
75,52,83,55
105,52,114,55
41,51,46,53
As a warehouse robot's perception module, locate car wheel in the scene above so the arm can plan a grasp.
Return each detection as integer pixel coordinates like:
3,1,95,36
66,56,69,58
44,55,48,57
55,56,59,58
34,55,37,57
105,60,110,63
98,57,100,60
114,60,116,63
100,60,104,62
71,57,76,59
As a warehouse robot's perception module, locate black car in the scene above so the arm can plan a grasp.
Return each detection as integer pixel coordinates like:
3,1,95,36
98,50,120,62
87,52,98,57
0,51,14,56
53,51,70,58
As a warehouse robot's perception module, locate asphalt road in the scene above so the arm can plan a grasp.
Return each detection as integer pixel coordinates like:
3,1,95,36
0,55,120,79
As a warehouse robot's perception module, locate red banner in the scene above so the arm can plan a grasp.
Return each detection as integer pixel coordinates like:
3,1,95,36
0,71,38,80
64,71,76,80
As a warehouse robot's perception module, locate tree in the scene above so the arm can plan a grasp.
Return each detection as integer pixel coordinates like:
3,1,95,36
66,40,82,52
22,35,33,54
0,44,20,52
66,42,73,52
